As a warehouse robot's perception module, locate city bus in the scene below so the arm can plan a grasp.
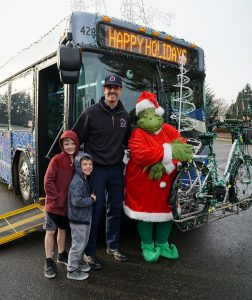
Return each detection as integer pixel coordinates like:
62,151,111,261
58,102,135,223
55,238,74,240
0,11,205,244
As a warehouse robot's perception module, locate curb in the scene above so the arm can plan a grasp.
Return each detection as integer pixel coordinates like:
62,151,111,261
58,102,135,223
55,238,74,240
216,137,232,141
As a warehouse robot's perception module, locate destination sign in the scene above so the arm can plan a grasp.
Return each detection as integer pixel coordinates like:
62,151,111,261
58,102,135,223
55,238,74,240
98,24,197,65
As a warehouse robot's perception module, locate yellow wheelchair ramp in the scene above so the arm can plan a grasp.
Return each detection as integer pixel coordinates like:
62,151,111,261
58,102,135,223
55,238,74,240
0,203,45,245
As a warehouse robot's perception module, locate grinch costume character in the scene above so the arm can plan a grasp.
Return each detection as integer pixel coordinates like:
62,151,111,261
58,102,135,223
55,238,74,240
124,91,193,263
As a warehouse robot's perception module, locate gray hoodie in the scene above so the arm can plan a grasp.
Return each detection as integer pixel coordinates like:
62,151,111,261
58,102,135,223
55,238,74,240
67,151,94,224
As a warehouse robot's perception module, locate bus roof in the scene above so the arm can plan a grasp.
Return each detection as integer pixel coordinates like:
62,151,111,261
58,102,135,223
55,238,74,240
0,11,204,83
0,16,69,83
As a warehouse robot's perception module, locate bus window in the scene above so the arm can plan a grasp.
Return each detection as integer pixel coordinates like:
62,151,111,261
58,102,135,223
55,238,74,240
0,83,8,128
10,71,33,130
74,52,160,125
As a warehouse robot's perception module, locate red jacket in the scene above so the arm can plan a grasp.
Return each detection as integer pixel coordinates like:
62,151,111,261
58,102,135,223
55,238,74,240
44,130,79,216
124,124,182,222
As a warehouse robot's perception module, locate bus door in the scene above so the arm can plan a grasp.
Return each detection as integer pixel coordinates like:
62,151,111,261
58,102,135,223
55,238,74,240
37,64,64,197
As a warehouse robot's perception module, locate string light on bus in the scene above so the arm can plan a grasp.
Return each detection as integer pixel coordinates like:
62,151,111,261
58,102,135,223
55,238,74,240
189,42,197,49
138,27,147,33
102,16,111,22
151,31,160,37
164,35,172,41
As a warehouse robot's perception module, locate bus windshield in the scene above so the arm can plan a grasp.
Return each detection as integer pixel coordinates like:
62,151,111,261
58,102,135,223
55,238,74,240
74,51,205,132
74,51,161,122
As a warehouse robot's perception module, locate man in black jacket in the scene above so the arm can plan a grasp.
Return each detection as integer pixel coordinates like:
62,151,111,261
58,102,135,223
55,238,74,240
73,74,131,270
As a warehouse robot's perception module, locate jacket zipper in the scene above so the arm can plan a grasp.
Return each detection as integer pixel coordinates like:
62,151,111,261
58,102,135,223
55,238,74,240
100,101,123,129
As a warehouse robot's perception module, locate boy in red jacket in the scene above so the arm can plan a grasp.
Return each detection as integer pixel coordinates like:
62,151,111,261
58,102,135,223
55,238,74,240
43,130,79,279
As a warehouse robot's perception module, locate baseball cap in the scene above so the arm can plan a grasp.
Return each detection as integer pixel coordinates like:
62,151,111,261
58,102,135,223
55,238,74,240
103,75,122,87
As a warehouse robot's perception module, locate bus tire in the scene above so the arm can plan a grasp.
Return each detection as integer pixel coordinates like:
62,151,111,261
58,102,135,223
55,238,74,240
18,152,33,204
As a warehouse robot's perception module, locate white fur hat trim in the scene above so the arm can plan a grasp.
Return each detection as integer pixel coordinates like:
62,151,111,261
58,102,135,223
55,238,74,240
136,99,165,116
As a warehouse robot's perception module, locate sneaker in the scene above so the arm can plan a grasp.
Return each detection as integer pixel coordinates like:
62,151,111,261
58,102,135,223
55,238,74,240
83,254,103,270
106,248,128,261
67,270,89,281
44,258,57,279
78,263,91,272
57,250,68,266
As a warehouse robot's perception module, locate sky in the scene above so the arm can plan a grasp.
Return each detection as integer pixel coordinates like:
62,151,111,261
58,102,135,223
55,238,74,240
0,0,251,104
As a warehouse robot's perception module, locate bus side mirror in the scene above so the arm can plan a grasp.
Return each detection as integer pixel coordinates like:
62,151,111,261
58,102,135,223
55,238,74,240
57,42,82,84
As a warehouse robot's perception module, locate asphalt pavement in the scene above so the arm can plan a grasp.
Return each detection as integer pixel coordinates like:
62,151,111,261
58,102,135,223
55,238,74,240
0,180,251,300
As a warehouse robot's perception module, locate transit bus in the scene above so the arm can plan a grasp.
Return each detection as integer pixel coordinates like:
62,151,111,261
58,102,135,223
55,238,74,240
0,11,205,243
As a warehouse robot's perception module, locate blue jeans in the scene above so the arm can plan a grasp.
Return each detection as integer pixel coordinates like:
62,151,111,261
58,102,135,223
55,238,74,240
85,163,124,256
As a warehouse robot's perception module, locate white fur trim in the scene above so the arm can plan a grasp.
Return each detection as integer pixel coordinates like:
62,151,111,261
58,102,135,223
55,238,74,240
162,143,175,174
155,106,165,116
123,203,174,222
136,99,155,115
163,143,172,162
164,163,176,174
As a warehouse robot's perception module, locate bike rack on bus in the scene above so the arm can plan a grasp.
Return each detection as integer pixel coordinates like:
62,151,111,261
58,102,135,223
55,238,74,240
174,197,252,232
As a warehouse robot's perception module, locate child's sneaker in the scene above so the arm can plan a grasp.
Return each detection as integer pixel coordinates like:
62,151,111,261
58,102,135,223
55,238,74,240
67,270,89,281
57,250,68,266
78,263,91,272
44,258,57,279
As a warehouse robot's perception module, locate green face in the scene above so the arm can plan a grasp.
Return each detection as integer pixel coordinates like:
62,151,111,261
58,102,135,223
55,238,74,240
137,108,164,133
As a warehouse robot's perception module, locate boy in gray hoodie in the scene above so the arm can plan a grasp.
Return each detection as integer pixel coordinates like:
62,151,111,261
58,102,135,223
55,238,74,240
67,151,96,280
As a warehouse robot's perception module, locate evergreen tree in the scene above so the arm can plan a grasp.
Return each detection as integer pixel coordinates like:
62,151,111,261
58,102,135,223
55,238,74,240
205,86,218,126
226,83,252,119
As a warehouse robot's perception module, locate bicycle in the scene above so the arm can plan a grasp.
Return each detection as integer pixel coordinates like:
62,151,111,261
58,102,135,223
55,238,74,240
169,119,252,231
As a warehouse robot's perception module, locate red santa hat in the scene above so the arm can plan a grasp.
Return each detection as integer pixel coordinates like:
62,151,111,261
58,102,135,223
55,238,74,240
135,91,165,116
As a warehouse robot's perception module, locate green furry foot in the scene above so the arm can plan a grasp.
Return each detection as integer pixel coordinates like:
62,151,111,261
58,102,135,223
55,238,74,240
141,242,160,263
156,242,179,260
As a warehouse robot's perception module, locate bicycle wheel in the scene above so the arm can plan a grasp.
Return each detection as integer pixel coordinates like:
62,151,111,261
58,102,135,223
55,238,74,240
169,162,208,219
229,158,252,209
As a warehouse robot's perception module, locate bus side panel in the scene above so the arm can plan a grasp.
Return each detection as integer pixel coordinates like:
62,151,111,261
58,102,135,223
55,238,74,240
11,131,36,188
12,131,35,162
12,131,33,151
0,131,12,184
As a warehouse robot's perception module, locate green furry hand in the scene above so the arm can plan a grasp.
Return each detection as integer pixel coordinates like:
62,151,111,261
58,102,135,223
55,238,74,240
149,162,165,180
171,139,193,162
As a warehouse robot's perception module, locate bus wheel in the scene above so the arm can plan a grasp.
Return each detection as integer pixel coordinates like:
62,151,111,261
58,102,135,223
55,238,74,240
18,152,33,203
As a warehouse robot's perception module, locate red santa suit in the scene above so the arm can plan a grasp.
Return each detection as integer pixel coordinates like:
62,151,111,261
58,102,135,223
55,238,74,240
124,123,182,222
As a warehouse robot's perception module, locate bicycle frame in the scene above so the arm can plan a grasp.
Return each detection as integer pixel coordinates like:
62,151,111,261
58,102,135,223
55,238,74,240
171,120,252,231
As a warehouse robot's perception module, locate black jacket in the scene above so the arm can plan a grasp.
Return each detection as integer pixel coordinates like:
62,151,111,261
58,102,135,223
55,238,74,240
73,97,131,165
